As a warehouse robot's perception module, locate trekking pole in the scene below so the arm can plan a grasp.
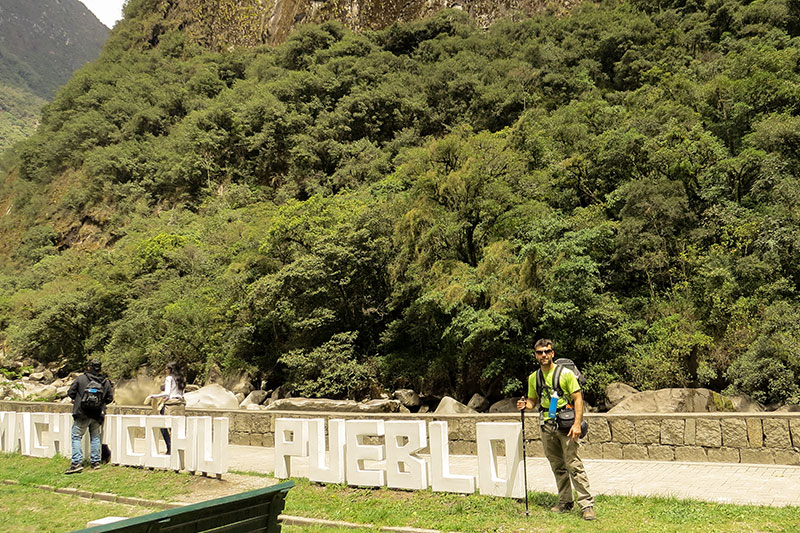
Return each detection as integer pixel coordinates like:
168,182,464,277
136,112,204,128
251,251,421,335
520,399,530,517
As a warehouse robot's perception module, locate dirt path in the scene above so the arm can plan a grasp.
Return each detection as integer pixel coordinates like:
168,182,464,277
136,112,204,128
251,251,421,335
173,472,282,504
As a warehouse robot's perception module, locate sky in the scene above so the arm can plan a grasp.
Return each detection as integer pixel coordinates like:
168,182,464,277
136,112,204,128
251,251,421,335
78,0,125,28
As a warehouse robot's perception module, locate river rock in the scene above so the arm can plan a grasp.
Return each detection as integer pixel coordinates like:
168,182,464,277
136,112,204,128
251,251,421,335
184,383,239,409
393,389,421,409
467,393,490,412
357,399,402,413
240,390,269,407
489,398,519,413
609,388,762,413
271,384,293,400
231,375,255,396
265,398,359,412
605,382,639,410
434,396,476,414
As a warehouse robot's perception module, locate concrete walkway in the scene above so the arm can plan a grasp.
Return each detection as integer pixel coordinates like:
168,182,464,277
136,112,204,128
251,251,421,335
227,445,800,507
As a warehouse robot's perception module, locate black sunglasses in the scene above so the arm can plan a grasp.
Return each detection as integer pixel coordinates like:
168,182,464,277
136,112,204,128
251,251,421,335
535,349,553,355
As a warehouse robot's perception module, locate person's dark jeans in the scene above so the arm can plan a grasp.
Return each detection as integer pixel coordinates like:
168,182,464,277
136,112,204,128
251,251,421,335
159,406,171,454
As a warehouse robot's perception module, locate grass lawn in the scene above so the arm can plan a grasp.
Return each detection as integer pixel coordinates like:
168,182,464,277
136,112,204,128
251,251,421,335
1,454,798,532
281,477,800,533
0,484,161,533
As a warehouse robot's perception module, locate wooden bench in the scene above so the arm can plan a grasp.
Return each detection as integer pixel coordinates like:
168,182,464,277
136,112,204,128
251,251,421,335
75,480,295,532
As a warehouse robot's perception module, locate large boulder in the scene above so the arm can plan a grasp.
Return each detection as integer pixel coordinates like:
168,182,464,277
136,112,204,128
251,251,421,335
358,399,401,413
609,388,763,414
26,383,57,400
604,382,639,410
729,395,764,412
240,390,269,408
489,398,520,413
467,393,490,412
271,384,293,401
434,396,476,414
230,374,255,396
184,383,239,410
393,389,421,409
265,398,359,412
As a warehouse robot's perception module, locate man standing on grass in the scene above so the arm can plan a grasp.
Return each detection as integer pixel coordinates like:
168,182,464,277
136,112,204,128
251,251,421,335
65,360,114,474
517,338,596,520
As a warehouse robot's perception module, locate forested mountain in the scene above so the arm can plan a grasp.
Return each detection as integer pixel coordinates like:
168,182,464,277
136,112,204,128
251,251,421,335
2,0,800,407
0,0,108,154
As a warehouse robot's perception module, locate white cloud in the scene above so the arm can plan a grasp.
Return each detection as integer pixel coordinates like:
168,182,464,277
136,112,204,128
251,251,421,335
78,0,125,28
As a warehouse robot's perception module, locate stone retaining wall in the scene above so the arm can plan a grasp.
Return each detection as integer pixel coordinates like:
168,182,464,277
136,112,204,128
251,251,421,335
2,401,798,465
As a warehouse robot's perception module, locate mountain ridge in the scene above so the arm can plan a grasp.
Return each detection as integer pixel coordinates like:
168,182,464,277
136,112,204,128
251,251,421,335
0,0,108,155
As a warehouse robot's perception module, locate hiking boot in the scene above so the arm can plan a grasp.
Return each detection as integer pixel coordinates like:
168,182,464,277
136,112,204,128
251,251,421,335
550,502,573,513
582,507,596,521
91,463,101,470
64,463,83,474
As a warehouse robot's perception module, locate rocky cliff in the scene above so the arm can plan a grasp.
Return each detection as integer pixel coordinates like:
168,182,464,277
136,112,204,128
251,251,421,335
128,0,579,50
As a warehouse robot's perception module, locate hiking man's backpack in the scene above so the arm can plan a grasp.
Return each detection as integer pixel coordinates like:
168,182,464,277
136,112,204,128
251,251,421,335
536,357,587,399
81,376,105,411
535,357,589,437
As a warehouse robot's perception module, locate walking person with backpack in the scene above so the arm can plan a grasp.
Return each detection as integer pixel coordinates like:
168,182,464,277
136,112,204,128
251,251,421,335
517,338,596,520
65,360,114,474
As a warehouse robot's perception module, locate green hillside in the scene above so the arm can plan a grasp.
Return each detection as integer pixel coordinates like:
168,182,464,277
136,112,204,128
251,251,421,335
0,83,45,162
1,0,799,407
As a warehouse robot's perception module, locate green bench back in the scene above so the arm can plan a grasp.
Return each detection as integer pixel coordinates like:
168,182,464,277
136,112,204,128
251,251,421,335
73,480,294,533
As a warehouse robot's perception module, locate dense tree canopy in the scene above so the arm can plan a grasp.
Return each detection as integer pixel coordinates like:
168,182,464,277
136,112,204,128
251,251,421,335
2,0,800,406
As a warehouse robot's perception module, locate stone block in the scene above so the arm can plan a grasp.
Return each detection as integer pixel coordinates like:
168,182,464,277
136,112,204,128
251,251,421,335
248,433,264,447
251,415,271,434
791,419,800,448
586,418,611,443
450,440,476,455
774,449,800,466
117,496,153,506
449,418,477,441
231,414,250,433
230,432,250,445
695,419,721,447
675,446,707,462
526,440,545,457
684,418,696,445
622,444,648,460
721,418,748,448
740,448,775,464
647,445,675,461
635,419,660,444
602,443,623,459
746,418,763,447
610,419,635,443
660,419,684,445
580,443,603,459
263,434,275,448
763,419,792,449
521,415,539,441
707,447,740,463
